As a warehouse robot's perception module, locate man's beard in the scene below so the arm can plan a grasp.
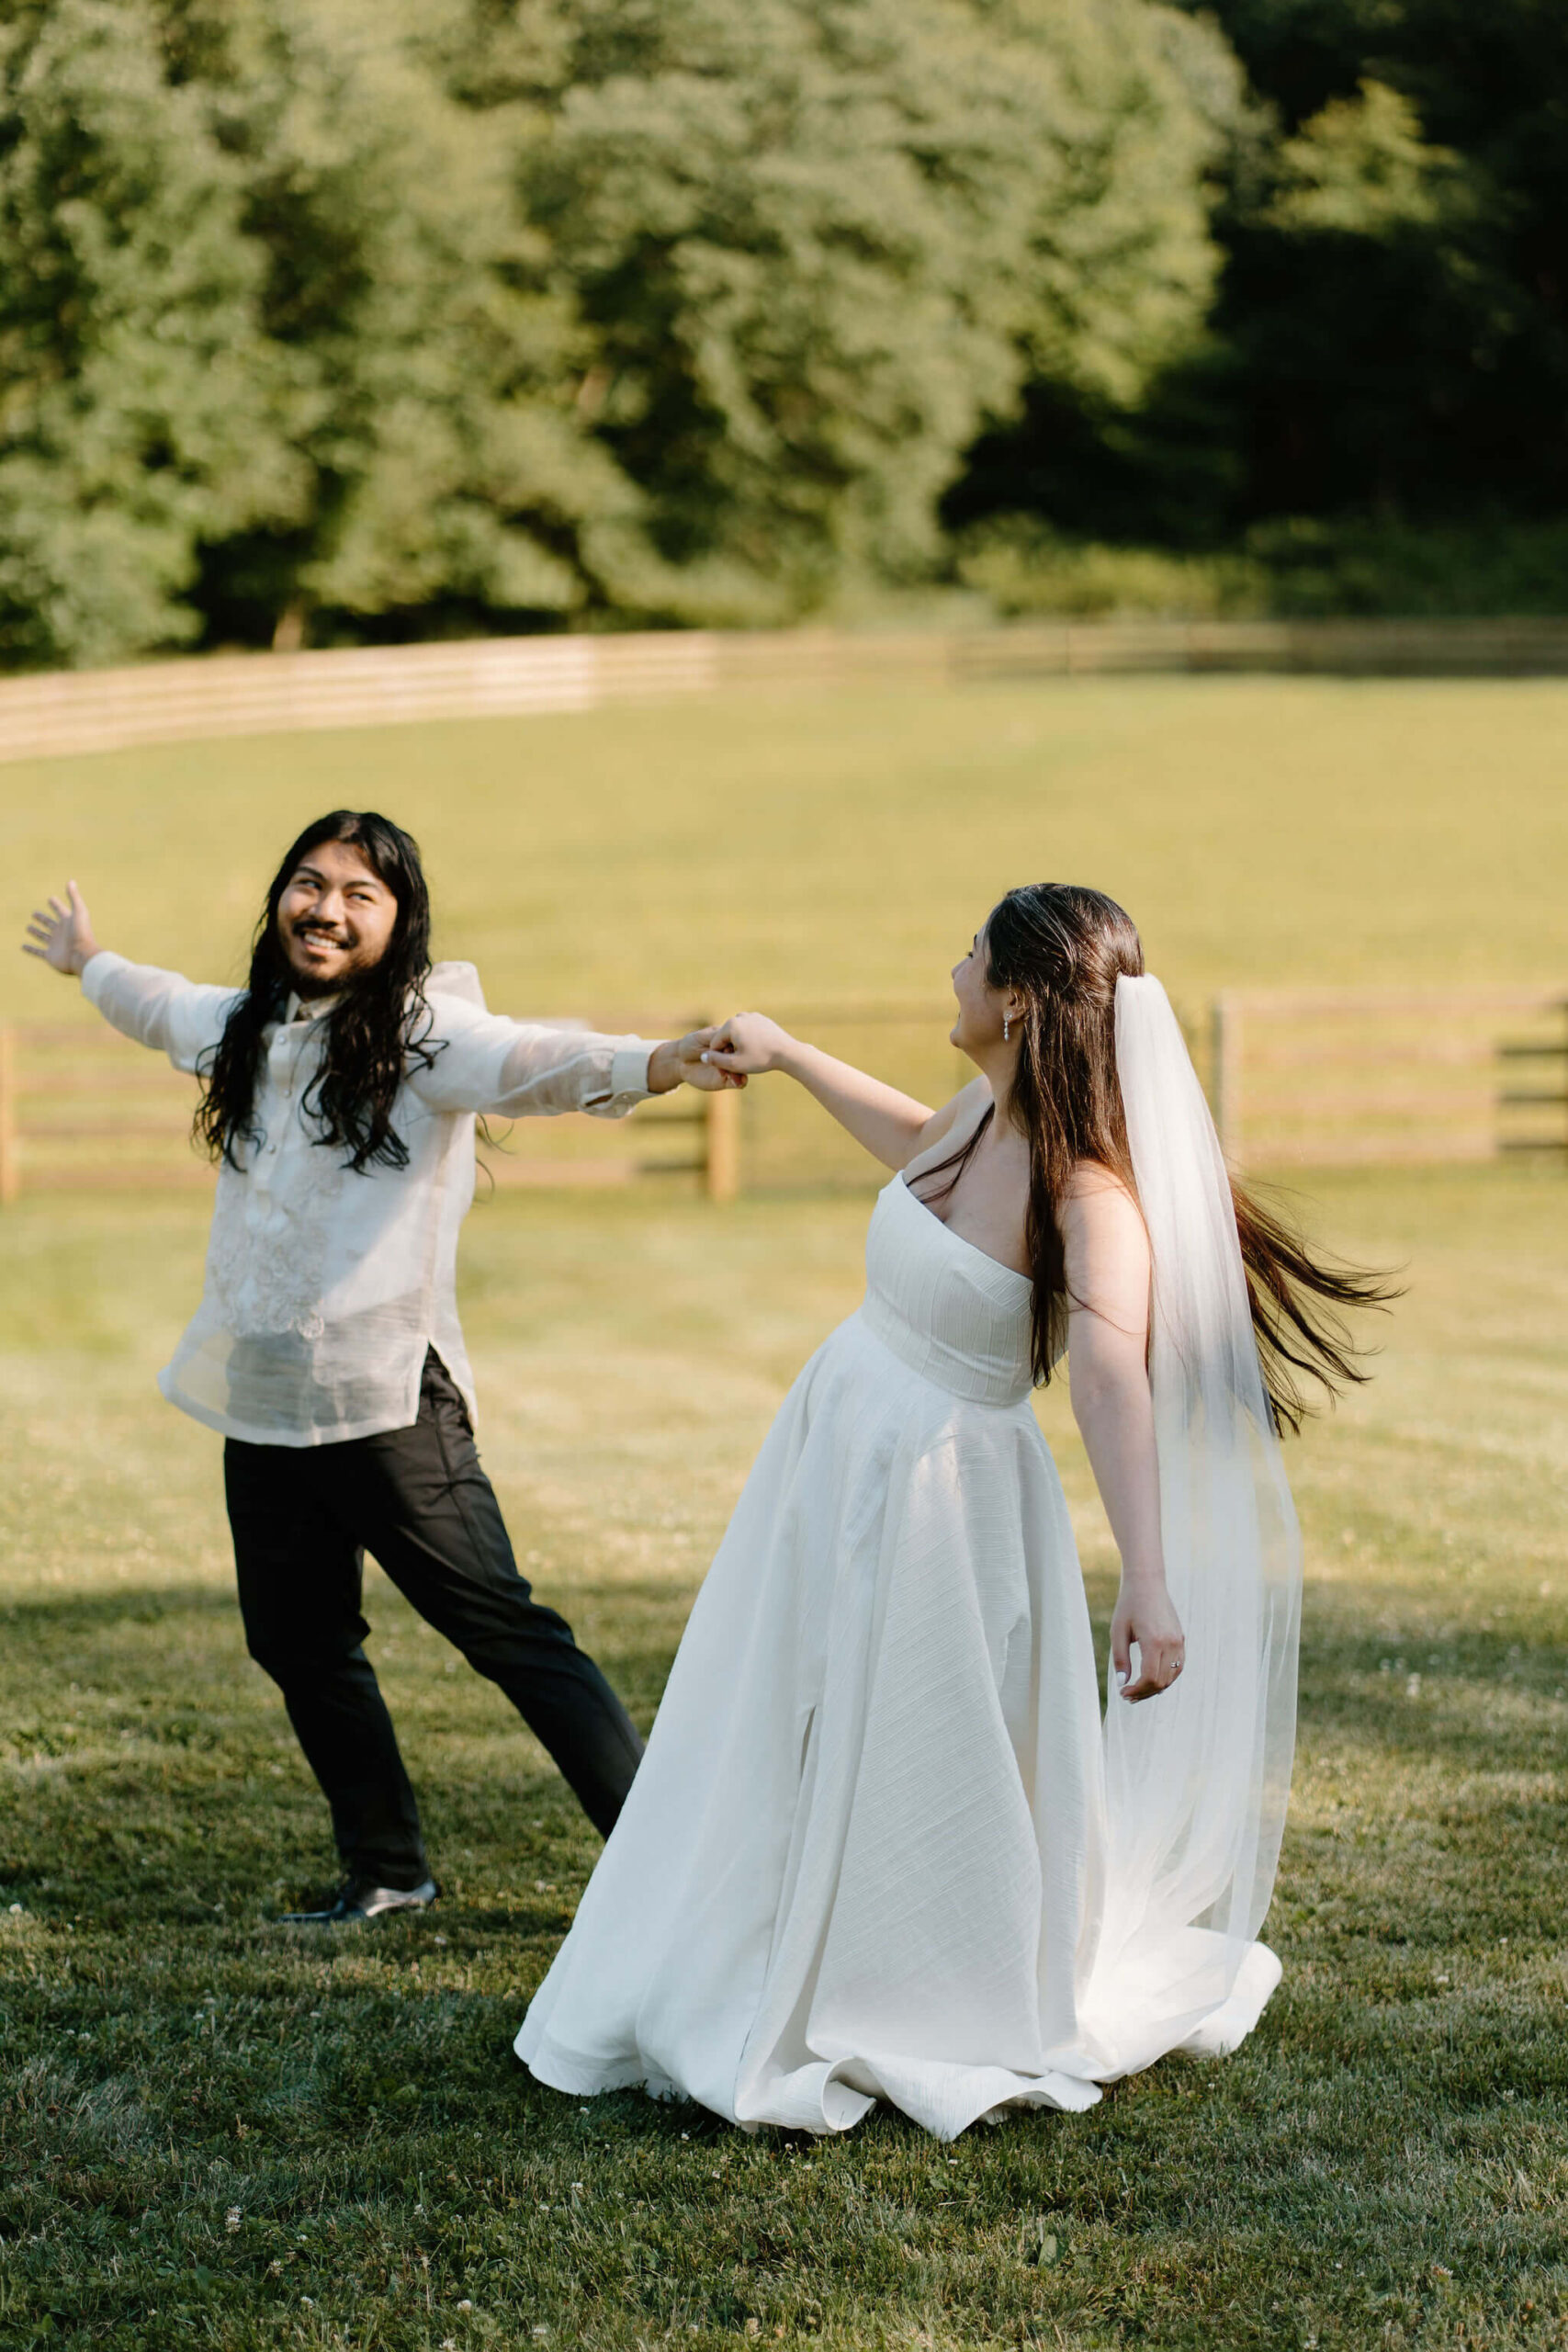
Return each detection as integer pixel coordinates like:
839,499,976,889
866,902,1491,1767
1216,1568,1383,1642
282,925,372,996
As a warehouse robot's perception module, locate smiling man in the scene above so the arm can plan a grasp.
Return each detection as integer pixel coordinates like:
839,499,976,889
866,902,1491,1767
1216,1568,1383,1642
24,810,733,1924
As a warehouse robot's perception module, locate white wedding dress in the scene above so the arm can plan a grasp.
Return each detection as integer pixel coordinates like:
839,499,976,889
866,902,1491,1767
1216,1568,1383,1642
516,1132,1292,2141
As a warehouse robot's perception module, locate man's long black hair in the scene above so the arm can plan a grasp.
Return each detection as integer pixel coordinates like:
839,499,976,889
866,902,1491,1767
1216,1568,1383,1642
194,810,439,1175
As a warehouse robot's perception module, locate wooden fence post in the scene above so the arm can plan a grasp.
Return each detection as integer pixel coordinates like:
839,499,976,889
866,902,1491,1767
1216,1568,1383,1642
705,1084,741,1204
0,1026,17,1205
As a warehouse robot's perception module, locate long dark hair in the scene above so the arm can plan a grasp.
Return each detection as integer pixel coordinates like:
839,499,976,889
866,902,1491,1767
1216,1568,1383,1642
914,883,1393,1430
194,810,440,1175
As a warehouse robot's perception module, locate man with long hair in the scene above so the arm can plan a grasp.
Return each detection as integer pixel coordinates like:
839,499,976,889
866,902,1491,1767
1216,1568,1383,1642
24,811,736,1924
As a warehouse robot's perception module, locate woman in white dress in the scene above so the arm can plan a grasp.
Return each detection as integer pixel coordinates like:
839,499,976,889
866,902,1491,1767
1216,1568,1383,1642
515,885,1384,2140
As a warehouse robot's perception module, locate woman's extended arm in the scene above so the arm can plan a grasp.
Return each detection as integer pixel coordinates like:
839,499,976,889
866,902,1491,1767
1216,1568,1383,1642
1062,1170,1185,1702
701,1012,949,1170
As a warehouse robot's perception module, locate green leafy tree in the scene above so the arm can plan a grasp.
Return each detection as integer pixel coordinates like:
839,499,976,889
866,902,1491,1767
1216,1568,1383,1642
0,0,1248,659
956,0,1568,568
0,0,634,662
528,0,1242,623
1214,66,1514,526
0,0,296,665
167,0,630,645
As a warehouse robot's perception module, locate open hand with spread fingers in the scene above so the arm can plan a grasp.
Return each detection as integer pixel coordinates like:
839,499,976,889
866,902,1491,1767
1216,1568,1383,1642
1111,1575,1186,1702
22,880,99,977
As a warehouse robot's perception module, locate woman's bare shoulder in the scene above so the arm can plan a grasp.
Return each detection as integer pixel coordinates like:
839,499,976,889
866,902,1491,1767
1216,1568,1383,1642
901,1075,992,1174
1062,1157,1139,1209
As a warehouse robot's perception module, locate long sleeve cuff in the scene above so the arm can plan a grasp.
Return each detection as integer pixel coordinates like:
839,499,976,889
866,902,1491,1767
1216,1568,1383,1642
575,1036,658,1119
80,948,127,1007
607,1042,655,1102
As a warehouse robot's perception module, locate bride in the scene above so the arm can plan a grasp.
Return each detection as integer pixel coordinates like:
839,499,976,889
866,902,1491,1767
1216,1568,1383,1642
515,884,1382,2139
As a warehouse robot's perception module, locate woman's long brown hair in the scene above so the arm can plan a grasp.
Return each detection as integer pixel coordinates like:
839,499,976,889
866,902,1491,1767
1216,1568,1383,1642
912,884,1394,1431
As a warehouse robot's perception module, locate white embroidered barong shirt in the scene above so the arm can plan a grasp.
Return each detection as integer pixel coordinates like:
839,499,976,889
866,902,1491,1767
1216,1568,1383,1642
81,950,657,1447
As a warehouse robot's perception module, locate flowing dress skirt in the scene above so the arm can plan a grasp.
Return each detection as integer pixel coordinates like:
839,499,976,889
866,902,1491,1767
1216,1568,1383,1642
517,1176,1282,2139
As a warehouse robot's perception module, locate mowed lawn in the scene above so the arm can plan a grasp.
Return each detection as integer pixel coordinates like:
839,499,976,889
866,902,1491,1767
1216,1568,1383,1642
2,675,1568,2350
6,673,1568,1022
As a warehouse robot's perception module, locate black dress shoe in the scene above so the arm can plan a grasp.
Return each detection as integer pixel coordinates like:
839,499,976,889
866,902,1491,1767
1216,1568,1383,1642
278,1876,438,1925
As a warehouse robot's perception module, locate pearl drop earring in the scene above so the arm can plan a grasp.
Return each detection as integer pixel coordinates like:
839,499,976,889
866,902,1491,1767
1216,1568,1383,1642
1003,1014,1010,1042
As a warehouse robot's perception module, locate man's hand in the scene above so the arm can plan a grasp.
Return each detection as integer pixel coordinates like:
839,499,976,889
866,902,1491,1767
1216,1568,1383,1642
647,1027,749,1096
699,1012,795,1077
23,880,100,977
1111,1573,1186,1702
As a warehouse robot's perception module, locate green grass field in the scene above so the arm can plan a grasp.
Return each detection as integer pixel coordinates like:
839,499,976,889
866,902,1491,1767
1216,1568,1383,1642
3,677,1568,2349
6,675,1568,1018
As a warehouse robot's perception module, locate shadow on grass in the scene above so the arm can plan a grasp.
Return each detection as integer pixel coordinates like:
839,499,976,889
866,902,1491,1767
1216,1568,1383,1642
1298,1622,1568,1764
0,1579,677,1929
4,1575,1565,2010
0,1575,685,1729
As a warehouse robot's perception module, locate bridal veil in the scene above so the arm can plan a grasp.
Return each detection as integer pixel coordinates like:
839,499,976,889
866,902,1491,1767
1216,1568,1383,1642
1073,975,1303,2073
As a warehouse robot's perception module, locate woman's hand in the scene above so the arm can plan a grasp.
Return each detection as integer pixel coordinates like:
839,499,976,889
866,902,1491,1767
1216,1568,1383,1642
23,880,99,977
1111,1575,1186,1702
702,1012,796,1078
647,1027,747,1094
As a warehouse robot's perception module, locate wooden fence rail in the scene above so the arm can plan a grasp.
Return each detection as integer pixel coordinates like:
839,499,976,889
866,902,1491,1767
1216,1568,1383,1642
2,990,1563,1203
0,1021,742,1207
1211,988,1568,1169
6,616,1568,765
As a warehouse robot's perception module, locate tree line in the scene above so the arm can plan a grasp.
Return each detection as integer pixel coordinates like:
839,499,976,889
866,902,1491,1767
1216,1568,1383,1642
1,0,1563,668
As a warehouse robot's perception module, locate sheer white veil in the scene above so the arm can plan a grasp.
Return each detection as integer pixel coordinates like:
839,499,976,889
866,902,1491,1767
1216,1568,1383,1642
1077,974,1302,2073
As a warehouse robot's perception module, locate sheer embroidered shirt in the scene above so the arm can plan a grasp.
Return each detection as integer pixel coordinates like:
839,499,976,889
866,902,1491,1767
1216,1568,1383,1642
81,950,658,1446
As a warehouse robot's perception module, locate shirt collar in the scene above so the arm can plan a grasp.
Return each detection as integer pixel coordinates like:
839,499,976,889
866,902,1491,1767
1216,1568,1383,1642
283,991,340,1025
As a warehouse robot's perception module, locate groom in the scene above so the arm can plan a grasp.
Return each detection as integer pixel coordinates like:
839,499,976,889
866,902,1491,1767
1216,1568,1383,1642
24,810,736,1923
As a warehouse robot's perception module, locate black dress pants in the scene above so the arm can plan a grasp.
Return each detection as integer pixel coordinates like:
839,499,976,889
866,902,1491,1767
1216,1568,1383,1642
224,1349,644,1888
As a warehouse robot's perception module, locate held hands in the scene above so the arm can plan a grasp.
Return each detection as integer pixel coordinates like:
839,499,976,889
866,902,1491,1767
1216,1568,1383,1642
648,1027,749,1095
1111,1574,1186,1702
23,881,99,977
699,1012,795,1078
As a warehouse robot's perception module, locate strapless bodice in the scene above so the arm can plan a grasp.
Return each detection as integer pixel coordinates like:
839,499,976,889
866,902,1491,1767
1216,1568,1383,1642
858,1173,1041,1407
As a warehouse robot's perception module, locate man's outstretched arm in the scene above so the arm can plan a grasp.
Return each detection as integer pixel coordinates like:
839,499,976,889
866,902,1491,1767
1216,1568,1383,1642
23,880,239,1072
408,990,742,1123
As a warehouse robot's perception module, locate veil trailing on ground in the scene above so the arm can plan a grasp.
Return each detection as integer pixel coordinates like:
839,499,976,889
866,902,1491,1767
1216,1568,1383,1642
1076,974,1303,2075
